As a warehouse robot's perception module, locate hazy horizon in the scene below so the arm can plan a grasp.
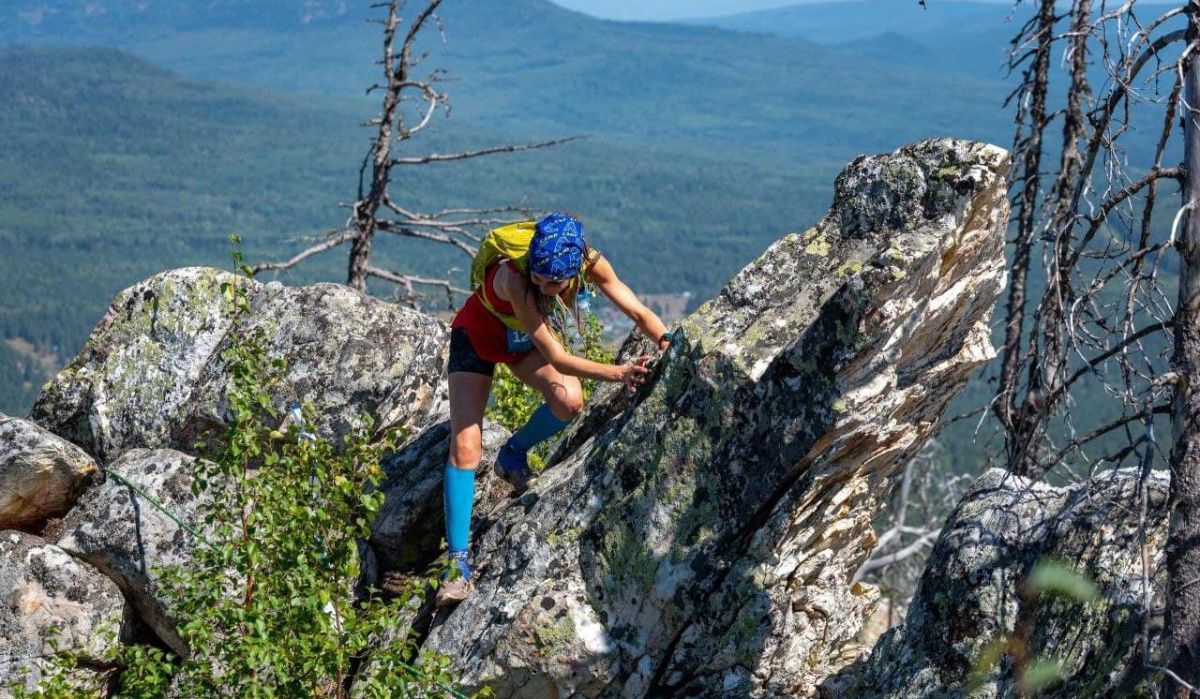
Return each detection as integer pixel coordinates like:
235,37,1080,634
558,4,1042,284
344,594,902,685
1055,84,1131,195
547,0,1013,21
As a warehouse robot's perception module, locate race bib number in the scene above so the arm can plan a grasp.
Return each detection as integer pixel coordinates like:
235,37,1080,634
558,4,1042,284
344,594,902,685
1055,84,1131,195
506,327,533,353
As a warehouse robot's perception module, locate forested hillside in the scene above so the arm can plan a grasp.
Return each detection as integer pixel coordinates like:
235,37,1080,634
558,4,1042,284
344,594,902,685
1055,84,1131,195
0,46,827,413
0,0,1012,152
0,1,1016,427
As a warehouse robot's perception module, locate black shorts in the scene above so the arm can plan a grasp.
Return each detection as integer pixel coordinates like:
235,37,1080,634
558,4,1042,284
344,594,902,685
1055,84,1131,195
448,327,496,377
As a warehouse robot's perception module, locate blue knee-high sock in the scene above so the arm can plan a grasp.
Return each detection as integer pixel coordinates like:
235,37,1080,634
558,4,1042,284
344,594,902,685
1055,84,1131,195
509,403,572,452
443,464,476,560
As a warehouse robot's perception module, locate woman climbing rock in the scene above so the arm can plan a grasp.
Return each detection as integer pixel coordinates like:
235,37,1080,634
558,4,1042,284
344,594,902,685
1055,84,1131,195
439,212,673,606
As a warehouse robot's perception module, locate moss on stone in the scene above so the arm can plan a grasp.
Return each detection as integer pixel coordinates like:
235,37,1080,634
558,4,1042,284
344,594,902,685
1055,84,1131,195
803,229,831,257
728,611,764,666
534,614,576,657
599,519,659,594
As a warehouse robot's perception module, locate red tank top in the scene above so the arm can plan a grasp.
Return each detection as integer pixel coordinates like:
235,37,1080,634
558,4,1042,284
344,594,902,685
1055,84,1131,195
451,261,534,364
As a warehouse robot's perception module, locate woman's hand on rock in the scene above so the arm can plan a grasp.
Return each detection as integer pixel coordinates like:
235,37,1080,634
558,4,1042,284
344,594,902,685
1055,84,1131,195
618,356,652,393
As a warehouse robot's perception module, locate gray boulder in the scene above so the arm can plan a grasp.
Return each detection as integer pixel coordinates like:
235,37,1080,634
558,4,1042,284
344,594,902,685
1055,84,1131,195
371,414,512,572
30,269,449,463
55,448,208,656
0,414,99,532
0,530,124,697
846,467,1168,698
419,138,1010,697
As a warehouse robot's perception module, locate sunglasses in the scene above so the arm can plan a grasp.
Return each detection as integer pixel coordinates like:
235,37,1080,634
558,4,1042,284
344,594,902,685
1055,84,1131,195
531,272,571,286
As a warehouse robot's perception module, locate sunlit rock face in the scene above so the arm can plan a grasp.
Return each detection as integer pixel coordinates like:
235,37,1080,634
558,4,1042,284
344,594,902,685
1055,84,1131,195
846,467,1168,698
29,268,449,464
0,414,99,532
420,138,1010,697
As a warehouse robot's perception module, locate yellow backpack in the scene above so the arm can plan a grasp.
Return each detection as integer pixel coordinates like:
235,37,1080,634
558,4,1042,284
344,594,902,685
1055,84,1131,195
470,221,592,332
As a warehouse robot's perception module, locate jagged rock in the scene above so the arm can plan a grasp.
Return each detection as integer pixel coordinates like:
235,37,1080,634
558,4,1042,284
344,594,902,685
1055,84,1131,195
419,138,1010,697
0,414,99,532
55,448,209,656
845,467,1168,698
30,268,449,463
371,414,511,572
0,530,124,697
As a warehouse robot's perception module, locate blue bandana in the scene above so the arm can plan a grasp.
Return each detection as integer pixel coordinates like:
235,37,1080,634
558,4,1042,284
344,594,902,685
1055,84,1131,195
529,213,586,282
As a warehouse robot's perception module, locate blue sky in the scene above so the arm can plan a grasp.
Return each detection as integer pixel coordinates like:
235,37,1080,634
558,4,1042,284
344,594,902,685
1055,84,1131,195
547,0,1007,21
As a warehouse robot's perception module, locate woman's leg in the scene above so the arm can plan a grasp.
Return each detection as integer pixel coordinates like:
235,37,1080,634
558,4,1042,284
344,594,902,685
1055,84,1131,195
439,369,491,605
448,370,492,470
494,351,584,488
508,350,584,423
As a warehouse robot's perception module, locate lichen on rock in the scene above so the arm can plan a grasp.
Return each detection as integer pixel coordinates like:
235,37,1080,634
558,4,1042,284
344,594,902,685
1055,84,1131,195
0,530,124,696
54,448,211,656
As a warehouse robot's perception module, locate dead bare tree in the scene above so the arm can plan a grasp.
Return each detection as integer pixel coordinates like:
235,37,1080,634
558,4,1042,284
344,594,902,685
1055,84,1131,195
994,0,1056,479
986,0,1200,690
1166,2,1200,692
993,0,1183,481
253,0,579,305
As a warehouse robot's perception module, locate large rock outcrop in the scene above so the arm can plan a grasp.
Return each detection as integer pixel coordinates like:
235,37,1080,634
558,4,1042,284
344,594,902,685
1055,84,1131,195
0,530,125,697
29,270,449,463
420,138,1010,696
54,448,211,656
848,467,1168,697
0,414,99,531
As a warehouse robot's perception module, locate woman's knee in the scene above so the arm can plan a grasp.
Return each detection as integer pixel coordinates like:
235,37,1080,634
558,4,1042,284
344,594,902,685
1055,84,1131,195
449,429,482,469
547,380,584,420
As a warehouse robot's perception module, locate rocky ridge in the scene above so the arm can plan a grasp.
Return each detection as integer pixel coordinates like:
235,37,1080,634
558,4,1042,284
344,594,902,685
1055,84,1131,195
420,138,1010,696
0,137,1009,697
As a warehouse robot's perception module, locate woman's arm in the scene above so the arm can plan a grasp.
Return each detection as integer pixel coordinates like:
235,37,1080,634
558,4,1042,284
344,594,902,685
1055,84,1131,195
498,264,650,386
587,256,672,351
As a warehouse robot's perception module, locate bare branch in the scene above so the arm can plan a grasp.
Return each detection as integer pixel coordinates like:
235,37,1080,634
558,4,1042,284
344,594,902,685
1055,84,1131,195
251,229,357,274
364,265,471,298
375,219,478,257
855,530,942,578
390,136,585,166
1047,403,1171,465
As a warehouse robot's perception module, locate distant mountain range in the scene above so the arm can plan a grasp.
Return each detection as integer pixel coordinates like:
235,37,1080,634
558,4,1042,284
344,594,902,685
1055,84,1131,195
0,0,1021,422
0,0,1175,476
691,0,1183,78
0,0,1015,154
550,0,831,21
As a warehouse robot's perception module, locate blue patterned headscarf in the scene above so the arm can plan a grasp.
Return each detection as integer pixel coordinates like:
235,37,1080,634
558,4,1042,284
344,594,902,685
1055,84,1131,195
528,213,586,282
